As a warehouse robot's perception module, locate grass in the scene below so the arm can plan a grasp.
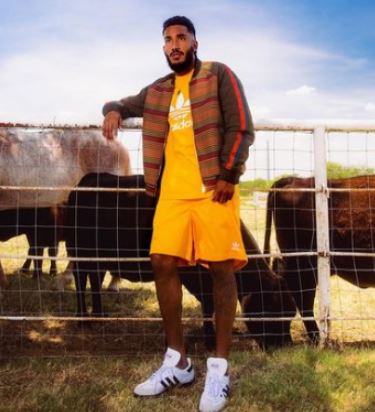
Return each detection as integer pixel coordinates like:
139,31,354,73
0,346,375,411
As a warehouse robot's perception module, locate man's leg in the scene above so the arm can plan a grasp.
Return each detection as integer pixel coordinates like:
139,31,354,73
209,260,237,358
151,253,187,368
134,253,195,396
199,260,236,412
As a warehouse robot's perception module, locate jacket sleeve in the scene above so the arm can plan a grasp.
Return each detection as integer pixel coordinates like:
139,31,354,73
218,65,255,184
102,86,148,119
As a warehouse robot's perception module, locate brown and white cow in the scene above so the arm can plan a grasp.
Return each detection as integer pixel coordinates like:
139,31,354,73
264,175,375,342
0,127,131,287
0,127,130,209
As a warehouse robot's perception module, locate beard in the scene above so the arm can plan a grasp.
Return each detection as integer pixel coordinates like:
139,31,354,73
165,47,196,74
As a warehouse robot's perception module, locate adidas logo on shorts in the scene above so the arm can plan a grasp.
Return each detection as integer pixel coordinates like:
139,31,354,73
231,241,240,251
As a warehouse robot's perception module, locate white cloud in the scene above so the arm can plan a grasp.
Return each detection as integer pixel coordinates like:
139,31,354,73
0,40,166,124
0,4,374,125
286,85,317,96
365,103,375,112
252,105,271,120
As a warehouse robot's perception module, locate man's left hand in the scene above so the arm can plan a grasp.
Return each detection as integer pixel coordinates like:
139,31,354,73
212,180,235,203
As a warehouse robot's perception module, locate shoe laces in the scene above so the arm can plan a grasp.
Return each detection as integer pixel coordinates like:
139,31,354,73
205,373,227,398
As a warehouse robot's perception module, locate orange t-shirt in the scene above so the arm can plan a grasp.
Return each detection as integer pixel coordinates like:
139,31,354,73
159,70,210,200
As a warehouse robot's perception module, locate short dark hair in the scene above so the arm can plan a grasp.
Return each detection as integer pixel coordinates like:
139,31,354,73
162,16,196,37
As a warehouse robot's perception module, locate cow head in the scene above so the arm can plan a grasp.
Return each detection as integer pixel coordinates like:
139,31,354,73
240,272,296,350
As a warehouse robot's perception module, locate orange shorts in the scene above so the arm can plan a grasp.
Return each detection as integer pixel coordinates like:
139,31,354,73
150,189,248,271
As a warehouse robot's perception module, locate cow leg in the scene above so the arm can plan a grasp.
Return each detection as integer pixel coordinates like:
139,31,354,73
0,261,9,288
21,248,32,274
107,275,121,292
266,278,296,348
73,263,88,316
21,258,32,272
89,270,106,316
53,261,74,291
285,258,320,343
48,245,58,277
20,241,42,278
295,289,319,344
31,246,44,279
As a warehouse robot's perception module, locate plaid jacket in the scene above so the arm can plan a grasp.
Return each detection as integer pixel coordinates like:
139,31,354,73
103,59,254,197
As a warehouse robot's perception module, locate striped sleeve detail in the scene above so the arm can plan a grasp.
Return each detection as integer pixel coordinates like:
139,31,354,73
143,135,165,143
143,108,169,117
152,84,174,93
198,152,217,161
194,123,219,135
144,162,160,170
190,73,215,86
224,66,247,170
191,96,218,110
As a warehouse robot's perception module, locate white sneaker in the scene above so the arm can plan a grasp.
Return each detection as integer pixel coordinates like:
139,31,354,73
199,358,230,412
134,347,195,396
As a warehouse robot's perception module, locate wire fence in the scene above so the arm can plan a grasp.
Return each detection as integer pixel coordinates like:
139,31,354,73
1,121,375,357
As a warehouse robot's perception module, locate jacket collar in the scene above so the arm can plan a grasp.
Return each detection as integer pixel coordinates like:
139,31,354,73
192,58,202,78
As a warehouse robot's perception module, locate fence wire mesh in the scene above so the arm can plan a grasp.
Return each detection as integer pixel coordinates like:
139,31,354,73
1,122,375,358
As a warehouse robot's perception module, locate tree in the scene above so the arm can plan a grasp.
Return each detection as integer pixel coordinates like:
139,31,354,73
326,162,375,179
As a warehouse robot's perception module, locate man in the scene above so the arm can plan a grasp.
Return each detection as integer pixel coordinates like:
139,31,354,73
102,16,254,412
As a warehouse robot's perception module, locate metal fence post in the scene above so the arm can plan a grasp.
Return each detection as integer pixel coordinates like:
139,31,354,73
313,126,331,344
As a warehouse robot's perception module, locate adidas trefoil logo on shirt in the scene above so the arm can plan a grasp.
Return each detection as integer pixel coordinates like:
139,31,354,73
170,91,192,132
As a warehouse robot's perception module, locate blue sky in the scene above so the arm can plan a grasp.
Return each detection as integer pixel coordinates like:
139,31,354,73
1,0,375,124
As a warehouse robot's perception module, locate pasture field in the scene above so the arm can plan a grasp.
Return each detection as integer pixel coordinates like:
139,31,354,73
0,196,375,411
0,346,374,411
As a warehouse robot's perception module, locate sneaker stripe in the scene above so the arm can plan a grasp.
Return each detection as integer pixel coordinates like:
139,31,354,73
187,365,193,373
160,380,169,389
165,377,176,387
173,376,180,385
223,386,230,396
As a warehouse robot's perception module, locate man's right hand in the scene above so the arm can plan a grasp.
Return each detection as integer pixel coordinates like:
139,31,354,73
102,111,122,140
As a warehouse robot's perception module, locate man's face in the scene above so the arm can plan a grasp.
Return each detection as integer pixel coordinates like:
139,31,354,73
163,24,198,73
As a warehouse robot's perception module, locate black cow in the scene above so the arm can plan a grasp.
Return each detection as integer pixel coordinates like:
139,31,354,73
0,207,62,285
65,173,296,349
264,175,375,342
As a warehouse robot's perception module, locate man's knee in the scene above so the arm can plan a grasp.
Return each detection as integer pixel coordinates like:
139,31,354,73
209,260,235,280
209,261,237,293
151,254,178,279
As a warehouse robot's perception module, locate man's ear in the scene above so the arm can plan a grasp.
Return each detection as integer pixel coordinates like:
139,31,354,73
193,40,198,52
